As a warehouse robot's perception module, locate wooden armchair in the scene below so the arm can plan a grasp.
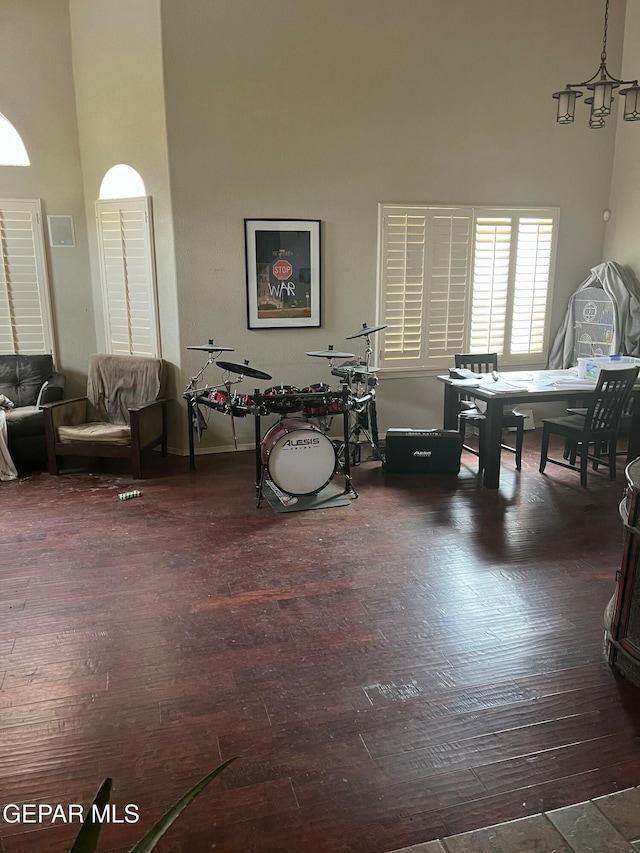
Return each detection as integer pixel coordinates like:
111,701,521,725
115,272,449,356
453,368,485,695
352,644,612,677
44,354,169,479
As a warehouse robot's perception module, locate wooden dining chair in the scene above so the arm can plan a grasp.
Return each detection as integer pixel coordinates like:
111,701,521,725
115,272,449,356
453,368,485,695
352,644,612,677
539,366,639,487
455,353,526,473
565,392,635,462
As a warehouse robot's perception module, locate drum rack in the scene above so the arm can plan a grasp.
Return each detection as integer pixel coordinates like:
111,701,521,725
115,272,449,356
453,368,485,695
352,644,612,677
252,386,359,508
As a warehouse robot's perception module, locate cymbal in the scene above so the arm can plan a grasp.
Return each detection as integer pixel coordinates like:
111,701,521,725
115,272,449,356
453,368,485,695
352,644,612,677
216,360,272,381
187,340,235,352
306,348,355,359
345,322,388,340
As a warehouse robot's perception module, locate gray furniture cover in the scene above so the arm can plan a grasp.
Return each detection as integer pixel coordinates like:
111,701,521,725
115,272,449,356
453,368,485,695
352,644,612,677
548,261,640,369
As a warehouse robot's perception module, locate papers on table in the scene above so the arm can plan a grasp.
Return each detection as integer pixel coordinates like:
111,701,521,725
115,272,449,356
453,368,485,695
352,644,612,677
448,378,479,388
456,369,598,394
499,372,537,381
479,380,524,393
445,368,599,395
506,372,596,391
551,377,598,390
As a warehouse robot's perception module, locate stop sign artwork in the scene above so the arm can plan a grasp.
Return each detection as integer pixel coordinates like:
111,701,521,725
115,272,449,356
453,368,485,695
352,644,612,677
248,220,319,328
272,259,293,281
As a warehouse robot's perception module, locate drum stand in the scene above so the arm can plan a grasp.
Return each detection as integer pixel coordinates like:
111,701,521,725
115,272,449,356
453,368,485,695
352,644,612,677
252,388,359,508
346,395,382,466
184,348,223,470
184,357,242,466
341,328,383,466
184,345,272,470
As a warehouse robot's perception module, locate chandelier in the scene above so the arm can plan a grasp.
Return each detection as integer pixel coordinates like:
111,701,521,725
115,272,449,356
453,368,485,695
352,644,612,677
552,0,640,128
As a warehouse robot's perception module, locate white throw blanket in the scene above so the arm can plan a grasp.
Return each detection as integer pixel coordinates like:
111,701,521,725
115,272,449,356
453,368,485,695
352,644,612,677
0,405,18,481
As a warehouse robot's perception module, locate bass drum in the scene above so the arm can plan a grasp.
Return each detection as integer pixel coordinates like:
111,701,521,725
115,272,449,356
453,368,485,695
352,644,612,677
261,418,337,496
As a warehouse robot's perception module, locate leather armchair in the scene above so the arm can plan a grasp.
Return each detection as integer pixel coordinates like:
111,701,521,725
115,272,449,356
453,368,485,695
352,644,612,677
0,354,65,469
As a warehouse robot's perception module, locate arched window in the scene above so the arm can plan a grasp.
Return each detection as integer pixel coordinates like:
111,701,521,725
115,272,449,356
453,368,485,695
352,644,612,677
95,164,159,357
0,113,29,166
99,164,145,199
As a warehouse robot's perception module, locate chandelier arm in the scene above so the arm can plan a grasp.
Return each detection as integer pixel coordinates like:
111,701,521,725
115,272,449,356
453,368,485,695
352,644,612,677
566,65,637,90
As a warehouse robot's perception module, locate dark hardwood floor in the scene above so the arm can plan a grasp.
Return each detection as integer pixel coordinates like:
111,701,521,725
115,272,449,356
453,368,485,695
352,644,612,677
1,433,640,852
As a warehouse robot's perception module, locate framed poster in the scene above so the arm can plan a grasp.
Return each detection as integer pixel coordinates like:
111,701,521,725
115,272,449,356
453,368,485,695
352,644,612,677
245,218,321,329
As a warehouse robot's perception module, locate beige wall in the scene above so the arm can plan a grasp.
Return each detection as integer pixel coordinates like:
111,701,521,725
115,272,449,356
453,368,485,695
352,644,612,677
604,0,640,277
68,0,184,446
1,0,630,452
162,0,623,448
0,0,94,396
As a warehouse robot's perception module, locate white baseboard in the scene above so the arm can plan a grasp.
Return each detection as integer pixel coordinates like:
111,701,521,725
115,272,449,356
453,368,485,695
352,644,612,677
166,442,255,456
166,430,343,457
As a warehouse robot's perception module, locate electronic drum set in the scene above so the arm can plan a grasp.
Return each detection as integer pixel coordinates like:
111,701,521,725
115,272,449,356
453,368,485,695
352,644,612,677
184,322,386,506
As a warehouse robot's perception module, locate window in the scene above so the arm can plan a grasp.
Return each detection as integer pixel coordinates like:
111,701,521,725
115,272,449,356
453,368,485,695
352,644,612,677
0,199,55,355
99,164,146,200
377,204,559,372
95,197,160,358
0,114,29,166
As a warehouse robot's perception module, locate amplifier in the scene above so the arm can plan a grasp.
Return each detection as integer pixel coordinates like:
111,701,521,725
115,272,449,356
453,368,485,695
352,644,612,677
384,428,462,474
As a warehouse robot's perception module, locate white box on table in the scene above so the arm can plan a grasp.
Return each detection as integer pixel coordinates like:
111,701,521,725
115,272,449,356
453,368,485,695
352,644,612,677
576,356,640,380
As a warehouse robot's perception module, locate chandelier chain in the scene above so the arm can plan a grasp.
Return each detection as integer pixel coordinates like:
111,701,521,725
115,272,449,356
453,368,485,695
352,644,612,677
602,0,610,63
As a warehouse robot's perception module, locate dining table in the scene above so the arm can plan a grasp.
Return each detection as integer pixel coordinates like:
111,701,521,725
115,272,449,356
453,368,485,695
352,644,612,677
438,368,640,489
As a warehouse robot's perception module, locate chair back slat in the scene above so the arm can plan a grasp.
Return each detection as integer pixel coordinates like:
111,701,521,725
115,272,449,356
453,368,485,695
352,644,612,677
455,354,498,405
585,367,639,435
455,353,498,375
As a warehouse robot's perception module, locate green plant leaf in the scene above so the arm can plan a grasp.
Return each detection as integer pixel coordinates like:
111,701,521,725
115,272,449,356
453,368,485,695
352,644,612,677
127,758,236,853
69,777,112,853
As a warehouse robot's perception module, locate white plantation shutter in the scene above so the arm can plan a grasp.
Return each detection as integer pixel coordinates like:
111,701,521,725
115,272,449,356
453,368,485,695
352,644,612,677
380,210,427,361
0,199,54,355
469,213,556,356
378,204,558,370
426,213,472,359
380,207,472,366
96,197,160,357
511,218,554,354
469,218,512,354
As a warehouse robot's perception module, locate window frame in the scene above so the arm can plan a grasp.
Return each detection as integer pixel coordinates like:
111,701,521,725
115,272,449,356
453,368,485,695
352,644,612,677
376,203,559,378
